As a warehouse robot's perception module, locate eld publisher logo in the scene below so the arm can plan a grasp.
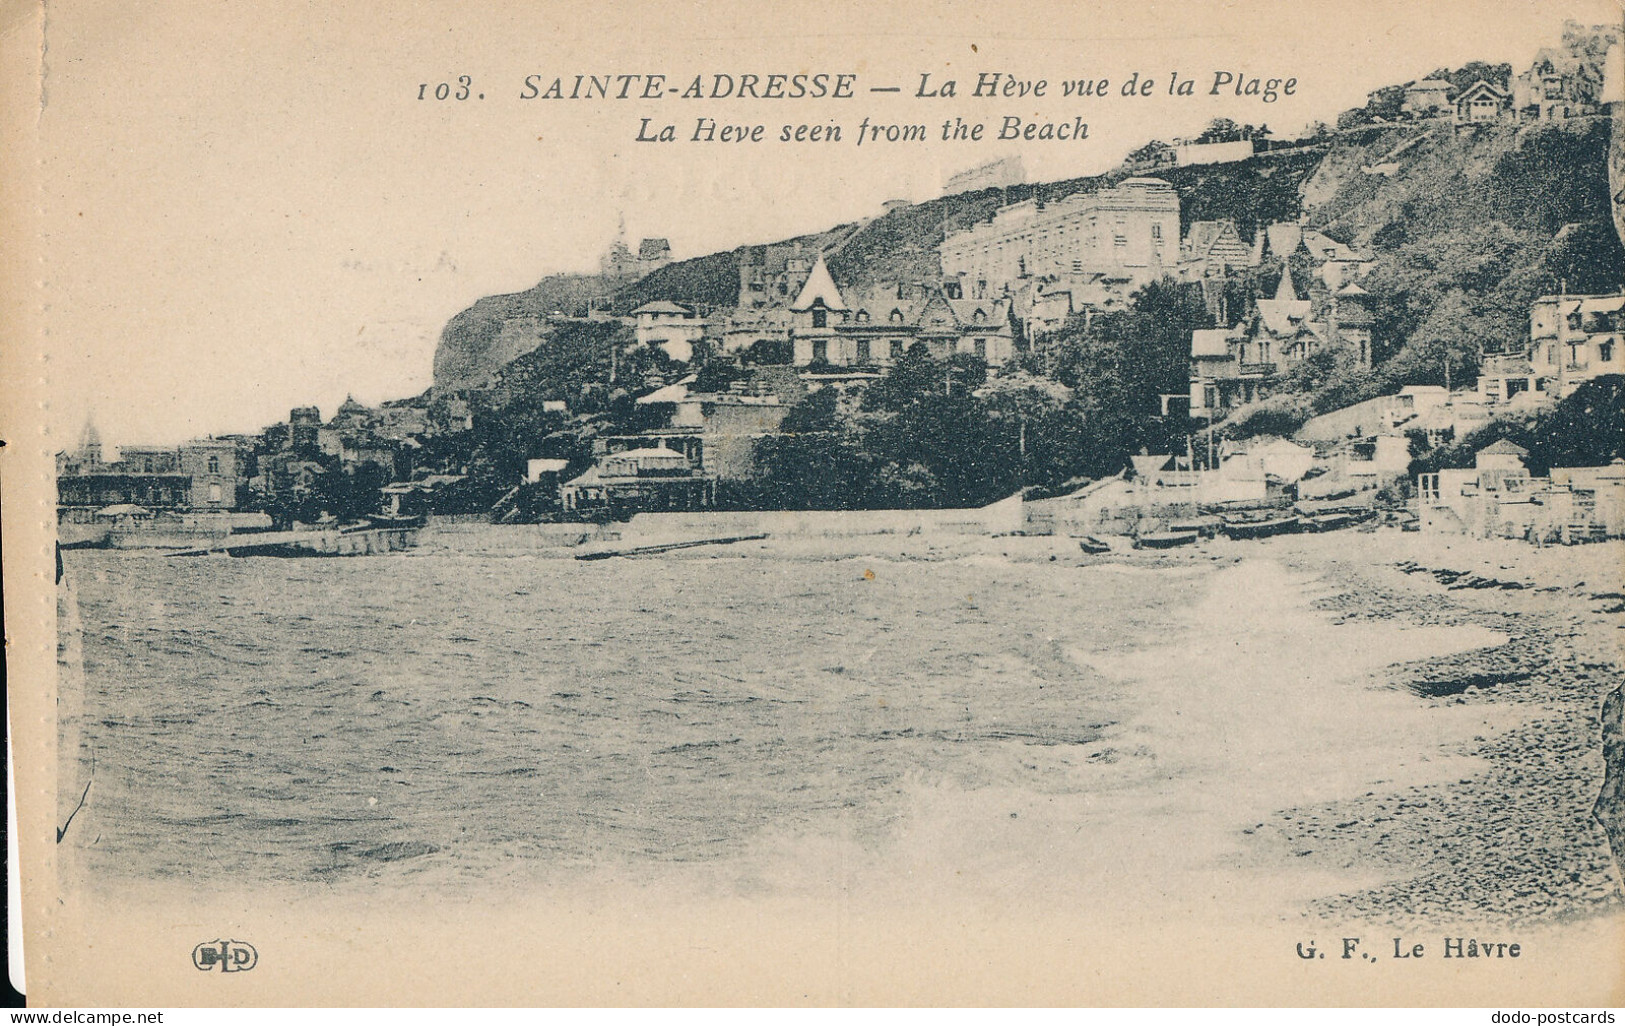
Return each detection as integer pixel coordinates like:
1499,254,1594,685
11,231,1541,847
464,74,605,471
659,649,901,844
192,939,258,973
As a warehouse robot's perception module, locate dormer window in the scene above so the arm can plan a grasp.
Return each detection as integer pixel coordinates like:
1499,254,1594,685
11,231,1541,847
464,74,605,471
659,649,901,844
890,308,905,323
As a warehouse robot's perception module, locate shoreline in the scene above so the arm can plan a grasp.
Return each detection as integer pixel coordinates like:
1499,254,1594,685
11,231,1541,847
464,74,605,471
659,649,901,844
1267,533,1625,926
55,530,1625,930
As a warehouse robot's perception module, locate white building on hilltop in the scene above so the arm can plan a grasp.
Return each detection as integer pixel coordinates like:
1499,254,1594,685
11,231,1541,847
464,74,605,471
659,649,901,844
940,178,1179,297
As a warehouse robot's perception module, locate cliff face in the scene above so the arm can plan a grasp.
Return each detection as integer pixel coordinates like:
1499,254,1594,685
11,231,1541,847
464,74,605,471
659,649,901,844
432,274,616,392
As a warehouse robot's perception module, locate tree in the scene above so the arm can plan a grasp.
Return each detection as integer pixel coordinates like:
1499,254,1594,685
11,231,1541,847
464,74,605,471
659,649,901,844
1034,278,1213,474
978,372,1078,487
1127,139,1174,165
1365,84,1407,121
692,348,746,393
743,337,792,365
1196,118,1242,144
1442,61,1512,93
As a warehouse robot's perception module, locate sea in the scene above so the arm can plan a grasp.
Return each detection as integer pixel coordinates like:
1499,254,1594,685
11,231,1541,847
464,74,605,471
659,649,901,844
56,540,1199,892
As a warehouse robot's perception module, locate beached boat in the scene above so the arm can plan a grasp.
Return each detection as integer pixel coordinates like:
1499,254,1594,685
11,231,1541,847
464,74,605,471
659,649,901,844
1167,515,1222,538
1077,535,1112,555
1221,514,1301,540
1303,509,1374,533
167,524,419,558
1134,530,1197,549
576,533,768,560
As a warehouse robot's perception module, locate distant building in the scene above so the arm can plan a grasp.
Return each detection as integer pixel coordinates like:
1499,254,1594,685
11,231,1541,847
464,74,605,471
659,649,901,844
943,156,1025,195
631,300,706,362
763,255,1016,370
1527,292,1625,395
616,380,792,481
1513,52,1598,119
940,177,1180,296
289,406,322,452
636,238,672,274
178,439,243,509
1402,79,1454,116
1476,353,1548,406
379,474,465,517
1180,220,1253,280
331,395,375,435
1512,23,1619,121
57,431,244,512
376,406,431,440
1173,139,1255,166
1189,268,1374,419
737,243,817,309
1012,276,1126,339
600,229,674,279
523,458,570,485
1454,79,1510,123
559,446,714,516
1418,442,1624,543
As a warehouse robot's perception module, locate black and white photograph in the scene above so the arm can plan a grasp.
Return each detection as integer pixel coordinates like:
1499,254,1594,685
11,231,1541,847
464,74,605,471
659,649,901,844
7,0,1625,1007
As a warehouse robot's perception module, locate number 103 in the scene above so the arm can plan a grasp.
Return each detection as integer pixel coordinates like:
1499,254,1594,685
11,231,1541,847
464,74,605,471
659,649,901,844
419,77,476,100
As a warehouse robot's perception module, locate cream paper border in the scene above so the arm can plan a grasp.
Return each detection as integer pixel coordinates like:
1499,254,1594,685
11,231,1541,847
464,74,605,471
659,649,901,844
6,0,1625,1006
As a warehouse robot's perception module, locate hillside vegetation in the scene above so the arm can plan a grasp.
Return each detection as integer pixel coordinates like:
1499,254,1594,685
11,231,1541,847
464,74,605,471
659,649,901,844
1287,117,1623,414
429,112,1623,502
435,147,1329,389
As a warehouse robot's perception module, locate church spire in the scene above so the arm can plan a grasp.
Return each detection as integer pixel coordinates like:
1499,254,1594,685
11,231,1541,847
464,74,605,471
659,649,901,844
77,413,103,465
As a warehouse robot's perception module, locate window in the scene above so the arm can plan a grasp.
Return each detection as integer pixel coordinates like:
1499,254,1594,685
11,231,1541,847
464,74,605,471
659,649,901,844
890,308,904,323
974,338,987,359
208,483,222,503
1601,340,1615,363
889,339,904,359
812,339,827,362
1151,223,1162,241
1568,312,1582,331
812,309,827,328
207,456,220,474
856,340,871,363
855,310,869,323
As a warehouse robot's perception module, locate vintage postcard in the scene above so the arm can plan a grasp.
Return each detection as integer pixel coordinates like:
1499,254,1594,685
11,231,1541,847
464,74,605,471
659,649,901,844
6,0,1625,1007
